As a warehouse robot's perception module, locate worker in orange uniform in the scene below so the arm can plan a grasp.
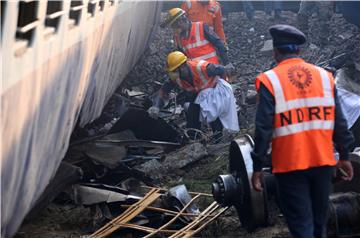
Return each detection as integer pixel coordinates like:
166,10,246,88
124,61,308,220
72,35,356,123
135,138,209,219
165,8,229,65
181,0,227,45
147,51,239,142
251,25,354,238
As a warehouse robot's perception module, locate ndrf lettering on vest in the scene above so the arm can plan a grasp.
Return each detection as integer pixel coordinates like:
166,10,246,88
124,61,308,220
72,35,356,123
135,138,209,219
279,106,334,127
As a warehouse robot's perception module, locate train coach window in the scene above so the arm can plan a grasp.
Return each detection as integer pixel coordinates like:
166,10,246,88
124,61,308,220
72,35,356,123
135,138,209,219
88,0,97,18
45,1,65,37
1,1,6,35
15,1,40,46
1,1,6,40
99,0,105,11
69,1,83,28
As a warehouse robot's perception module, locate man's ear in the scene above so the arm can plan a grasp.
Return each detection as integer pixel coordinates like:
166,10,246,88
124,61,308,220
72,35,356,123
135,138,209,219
273,49,280,62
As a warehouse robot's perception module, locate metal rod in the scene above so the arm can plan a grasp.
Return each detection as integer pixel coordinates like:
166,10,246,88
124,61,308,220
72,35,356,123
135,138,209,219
120,204,216,217
142,194,202,238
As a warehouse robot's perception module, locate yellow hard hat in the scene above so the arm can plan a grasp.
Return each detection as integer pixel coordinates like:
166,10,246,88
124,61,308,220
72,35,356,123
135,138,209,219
167,8,186,27
166,51,187,72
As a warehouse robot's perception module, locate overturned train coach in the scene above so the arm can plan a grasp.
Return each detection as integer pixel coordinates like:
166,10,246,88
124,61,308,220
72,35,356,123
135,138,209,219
1,1,162,237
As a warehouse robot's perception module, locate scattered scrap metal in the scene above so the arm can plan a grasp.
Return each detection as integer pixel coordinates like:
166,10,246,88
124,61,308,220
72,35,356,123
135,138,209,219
57,87,228,237
87,186,227,238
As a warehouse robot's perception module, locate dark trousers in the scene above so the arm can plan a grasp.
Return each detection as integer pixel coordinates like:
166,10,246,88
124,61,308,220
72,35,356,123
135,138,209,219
350,116,360,150
186,103,223,140
275,166,334,238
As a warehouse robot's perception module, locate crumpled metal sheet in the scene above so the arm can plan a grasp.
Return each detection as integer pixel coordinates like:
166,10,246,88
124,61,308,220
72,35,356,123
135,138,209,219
1,2,162,237
74,184,141,205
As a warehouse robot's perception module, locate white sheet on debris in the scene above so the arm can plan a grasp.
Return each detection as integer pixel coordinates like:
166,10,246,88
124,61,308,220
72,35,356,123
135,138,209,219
1,2,162,237
195,78,240,132
337,88,360,128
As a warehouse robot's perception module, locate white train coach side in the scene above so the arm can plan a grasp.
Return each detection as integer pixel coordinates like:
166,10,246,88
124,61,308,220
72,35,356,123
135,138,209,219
1,1,162,237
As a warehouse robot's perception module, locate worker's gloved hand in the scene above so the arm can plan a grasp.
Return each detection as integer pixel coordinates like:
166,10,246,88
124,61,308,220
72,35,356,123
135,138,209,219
147,106,160,119
251,171,264,192
224,63,236,76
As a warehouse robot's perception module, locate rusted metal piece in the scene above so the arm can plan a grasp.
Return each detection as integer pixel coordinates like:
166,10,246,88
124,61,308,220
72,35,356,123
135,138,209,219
89,186,227,238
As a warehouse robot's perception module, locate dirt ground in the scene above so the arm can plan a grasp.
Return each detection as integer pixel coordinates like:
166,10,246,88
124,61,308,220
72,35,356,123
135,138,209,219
16,7,359,238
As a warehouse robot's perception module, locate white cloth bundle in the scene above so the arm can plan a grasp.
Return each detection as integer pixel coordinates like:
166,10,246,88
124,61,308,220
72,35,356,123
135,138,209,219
195,78,240,132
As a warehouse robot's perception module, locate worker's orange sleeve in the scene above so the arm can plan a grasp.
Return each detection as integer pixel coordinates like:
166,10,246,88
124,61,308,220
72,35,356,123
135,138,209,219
214,3,226,44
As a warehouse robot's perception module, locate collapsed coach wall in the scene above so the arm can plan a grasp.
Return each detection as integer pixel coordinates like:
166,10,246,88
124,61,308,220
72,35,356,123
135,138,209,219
1,1,162,237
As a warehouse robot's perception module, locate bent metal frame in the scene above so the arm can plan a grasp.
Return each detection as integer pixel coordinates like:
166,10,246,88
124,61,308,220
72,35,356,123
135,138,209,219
89,187,228,238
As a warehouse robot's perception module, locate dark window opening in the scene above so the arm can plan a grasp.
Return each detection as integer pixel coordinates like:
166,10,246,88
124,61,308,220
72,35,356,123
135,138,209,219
1,1,6,38
45,1,63,32
99,0,105,11
69,1,82,26
16,1,38,45
87,0,96,17
109,0,115,6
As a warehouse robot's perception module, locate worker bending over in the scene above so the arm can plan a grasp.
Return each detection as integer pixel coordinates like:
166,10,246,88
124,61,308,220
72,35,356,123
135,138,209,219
181,0,227,44
165,8,229,65
251,24,354,238
148,51,239,142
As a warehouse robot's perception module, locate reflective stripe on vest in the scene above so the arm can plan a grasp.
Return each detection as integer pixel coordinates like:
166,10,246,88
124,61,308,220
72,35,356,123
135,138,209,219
175,60,216,93
196,60,209,86
274,120,334,137
183,22,210,50
192,51,217,61
265,67,335,138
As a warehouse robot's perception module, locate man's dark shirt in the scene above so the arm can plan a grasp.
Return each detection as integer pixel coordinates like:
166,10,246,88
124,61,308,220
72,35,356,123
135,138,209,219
251,83,354,172
179,23,229,64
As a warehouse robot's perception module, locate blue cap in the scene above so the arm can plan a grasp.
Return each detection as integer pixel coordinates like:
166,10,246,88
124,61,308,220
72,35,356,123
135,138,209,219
269,24,306,47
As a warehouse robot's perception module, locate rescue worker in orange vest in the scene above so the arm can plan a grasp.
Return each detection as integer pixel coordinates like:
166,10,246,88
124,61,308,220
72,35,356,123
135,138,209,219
164,8,229,65
251,25,354,238
181,0,227,45
147,51,239,142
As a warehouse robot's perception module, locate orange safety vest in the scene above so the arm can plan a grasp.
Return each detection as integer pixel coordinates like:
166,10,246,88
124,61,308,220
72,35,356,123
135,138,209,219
255,58,337,173
181,0,226,43
174,60,217,93
175,22,220,64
